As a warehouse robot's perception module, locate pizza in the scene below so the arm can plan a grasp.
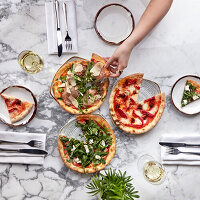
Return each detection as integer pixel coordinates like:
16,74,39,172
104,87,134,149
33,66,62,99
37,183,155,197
1,94,34,123
57,114,116,173
181,79,200,107
52,53,110,114
109,73,166,134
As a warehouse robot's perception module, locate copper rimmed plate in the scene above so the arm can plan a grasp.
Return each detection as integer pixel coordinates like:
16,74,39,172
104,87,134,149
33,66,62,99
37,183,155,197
171,75,200,115
0,86,37,127
94,4,135,45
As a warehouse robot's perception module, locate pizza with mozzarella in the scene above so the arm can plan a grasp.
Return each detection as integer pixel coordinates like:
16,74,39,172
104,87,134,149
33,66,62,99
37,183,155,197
109,74,166,134
52,54,110,114
57,114,116,173
1,94,34,123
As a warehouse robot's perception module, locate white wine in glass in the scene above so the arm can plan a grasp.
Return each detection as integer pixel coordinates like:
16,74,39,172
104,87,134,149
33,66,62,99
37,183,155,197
138,154,166,184
18,50,44,74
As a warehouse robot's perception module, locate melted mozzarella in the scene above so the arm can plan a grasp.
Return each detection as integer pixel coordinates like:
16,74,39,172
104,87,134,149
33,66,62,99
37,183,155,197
129,85,136,93
74,64,83,72
135,110,142,117
74,157,81,163
134,118,142,125
142,103,148,110
120,118,130,124
185,85,190,91
193,95,199,100
84,145,89,153
58,83,66,88
149,106,158,115
95,155,101,160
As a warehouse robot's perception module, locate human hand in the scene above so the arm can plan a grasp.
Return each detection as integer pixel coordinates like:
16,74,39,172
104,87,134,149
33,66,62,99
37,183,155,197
104,41,133,77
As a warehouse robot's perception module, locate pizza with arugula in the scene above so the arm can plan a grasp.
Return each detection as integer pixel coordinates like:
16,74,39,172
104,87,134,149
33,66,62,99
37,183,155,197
52,54,110,114
57,115,116,173
181,79,200,107
109,73,166,134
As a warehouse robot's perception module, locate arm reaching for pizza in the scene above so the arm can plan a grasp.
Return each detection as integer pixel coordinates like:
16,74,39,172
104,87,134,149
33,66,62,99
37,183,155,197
105,0,173,77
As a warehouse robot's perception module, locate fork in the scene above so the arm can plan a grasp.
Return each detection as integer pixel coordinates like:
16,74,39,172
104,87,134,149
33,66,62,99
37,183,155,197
167,147,200,156
63,2,72,51
0,140,42,148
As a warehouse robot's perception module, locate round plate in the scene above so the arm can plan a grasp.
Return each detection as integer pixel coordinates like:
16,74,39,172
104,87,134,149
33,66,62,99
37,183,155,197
0,86,37,127
171,75,200,115
94,4,135,45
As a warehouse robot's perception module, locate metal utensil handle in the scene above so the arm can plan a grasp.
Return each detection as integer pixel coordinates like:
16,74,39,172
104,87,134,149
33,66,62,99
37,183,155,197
0,148,18,153
55,0,60,29
63,3,68,32
183,151,200,156
0,140,26,145
186,144,200,148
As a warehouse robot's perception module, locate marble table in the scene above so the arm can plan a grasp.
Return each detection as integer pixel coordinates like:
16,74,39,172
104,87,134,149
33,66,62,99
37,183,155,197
0,0,200,199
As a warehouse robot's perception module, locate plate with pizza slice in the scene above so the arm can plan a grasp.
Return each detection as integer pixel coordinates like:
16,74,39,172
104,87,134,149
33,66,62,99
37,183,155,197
0,86,37,127
50,53,110,114
171,75,200,115
109,73,166,134
57,114,116,173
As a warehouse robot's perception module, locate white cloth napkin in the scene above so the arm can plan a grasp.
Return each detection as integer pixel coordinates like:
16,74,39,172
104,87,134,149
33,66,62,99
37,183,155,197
45,0,78,54
161,134,200,165
0,131,46,165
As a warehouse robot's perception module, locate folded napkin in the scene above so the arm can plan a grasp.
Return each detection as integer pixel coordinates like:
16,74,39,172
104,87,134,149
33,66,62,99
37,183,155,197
0,131,46,165
45,0,78,54
161,134,200,165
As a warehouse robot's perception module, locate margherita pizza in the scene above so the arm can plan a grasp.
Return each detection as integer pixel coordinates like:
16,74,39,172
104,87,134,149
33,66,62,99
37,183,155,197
57,114,116,173
1,94,34,123
52,54,110,114
109,73,166,134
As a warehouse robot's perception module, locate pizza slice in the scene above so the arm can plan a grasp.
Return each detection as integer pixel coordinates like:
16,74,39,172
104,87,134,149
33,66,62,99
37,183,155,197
1,94,34,123
57,115,116,173
90,53,110,80
181,79,200,107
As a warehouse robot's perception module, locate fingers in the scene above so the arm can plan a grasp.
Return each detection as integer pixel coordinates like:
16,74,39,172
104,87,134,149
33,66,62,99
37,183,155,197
104,56,116,68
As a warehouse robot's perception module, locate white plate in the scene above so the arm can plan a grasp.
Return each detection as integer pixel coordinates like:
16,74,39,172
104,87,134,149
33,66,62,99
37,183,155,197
0,86,37,126
95,4,134,45
171,75,200,115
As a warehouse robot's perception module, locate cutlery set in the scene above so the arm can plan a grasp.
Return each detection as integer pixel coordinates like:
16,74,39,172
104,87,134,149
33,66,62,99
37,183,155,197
159,142,200,156
55,0,72,57
0,139,47,155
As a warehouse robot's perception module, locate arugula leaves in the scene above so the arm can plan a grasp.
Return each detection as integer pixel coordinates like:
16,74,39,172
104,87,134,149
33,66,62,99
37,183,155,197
181,81,199,107
60,119,112,169
86,169,140,200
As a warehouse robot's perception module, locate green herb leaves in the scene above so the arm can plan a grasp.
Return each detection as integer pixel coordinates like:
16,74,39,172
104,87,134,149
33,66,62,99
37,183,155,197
60,119,112,169
181,81,199,107
86,169,140,200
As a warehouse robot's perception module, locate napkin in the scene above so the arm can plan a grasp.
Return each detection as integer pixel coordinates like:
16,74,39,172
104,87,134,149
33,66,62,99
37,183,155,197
161,134,200,165
0,131,46,165
45,0,78,54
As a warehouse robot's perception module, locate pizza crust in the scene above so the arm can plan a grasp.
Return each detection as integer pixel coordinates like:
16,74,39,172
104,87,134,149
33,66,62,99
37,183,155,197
187,79,200,92
52,58,109,114
57,114,116,173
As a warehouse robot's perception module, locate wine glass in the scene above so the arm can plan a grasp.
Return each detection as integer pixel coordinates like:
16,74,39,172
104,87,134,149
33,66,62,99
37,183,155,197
137,154,166,184
18,50,44,74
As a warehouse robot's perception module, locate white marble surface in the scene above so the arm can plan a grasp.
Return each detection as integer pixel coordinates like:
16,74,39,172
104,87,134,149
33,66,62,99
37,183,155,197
0,0,200,199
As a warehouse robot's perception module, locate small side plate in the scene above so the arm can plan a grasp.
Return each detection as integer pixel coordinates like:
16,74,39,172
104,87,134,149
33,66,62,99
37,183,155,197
94,4,135,45
0,86,37,127
171,75,200,115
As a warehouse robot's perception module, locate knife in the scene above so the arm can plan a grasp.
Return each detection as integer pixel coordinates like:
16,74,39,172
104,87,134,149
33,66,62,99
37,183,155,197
0,148,48,155
159,142,200,148
55,0,63,57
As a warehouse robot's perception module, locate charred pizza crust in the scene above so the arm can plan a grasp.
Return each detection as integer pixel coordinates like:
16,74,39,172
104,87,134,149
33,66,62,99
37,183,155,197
52,58,109,114
109,74,165,134
57,114,116,173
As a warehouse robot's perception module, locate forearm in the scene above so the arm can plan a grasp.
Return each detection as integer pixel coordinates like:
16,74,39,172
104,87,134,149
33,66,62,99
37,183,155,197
125,0,173,49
